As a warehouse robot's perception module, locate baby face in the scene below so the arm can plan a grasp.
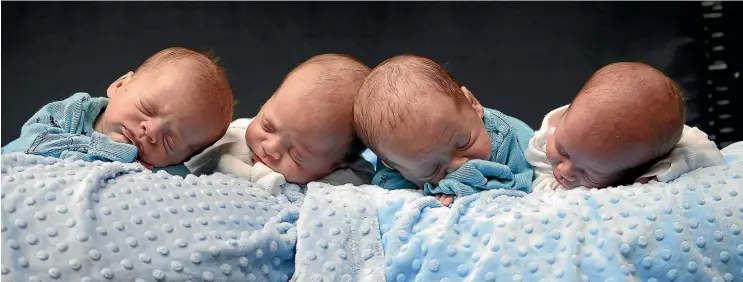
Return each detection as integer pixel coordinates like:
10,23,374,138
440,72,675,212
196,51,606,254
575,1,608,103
95,63,222,167
244,78,353,184
377,91,491,188
545,105,647,188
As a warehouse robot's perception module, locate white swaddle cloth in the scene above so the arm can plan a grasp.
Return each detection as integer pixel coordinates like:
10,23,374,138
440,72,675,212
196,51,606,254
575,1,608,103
186,118,287,195
186,118,374,195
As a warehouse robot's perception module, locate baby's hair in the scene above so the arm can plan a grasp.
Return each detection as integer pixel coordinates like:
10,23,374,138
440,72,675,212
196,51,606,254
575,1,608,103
136,47,235,156
354,54,466,152
575,62,685,173
286,53,371,164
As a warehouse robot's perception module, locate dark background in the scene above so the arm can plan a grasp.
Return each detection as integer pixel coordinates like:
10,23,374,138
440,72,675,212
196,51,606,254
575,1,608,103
3,2,741,146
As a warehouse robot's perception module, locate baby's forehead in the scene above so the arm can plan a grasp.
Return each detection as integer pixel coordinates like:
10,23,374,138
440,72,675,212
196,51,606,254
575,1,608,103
559,111,652,169
293,123,353,156
377,112,462,154
266,102,353,147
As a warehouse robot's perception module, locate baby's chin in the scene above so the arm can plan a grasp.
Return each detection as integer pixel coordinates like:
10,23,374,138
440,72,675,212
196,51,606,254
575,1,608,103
139,158,157,168
284,166,337,185
283,171,327,185
137,154,171,169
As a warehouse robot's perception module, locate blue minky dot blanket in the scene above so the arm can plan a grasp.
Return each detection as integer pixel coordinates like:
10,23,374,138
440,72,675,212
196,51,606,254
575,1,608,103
368,142,743,282
3,141,743,281
1,153,301,281
293,183,386,281
298,142,743,281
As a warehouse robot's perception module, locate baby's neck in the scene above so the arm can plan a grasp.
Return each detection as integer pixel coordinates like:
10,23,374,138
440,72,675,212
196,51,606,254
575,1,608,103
92,107,107,133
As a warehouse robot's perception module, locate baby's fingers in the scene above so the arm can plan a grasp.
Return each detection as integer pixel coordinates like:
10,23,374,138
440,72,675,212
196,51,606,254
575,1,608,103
434,194,455,207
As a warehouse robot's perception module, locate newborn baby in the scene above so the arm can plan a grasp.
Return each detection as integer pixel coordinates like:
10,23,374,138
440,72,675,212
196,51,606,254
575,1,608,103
354,54,535,206
3,47,233,175
186,54,374,192
526,62,723,191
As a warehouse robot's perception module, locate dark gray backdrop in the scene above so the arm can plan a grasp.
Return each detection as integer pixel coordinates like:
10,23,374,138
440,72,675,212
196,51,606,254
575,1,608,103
2,2,710,145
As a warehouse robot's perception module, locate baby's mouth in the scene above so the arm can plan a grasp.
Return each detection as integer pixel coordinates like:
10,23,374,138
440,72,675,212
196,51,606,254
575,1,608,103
121,128,141,151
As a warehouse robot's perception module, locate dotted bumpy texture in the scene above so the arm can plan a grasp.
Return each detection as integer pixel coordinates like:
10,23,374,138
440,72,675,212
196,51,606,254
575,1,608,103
372,151,743,281
1,153,300,282
293,183,385,282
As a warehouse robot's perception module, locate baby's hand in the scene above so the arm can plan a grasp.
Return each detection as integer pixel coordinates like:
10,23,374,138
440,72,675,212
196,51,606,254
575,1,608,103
434,194,456,207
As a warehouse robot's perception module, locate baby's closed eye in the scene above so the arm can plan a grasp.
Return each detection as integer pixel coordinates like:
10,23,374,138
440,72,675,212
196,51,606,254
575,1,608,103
457,136,473,151
289,150,304,164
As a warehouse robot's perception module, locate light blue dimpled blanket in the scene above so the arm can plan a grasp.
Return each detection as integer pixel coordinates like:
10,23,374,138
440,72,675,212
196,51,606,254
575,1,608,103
4,142,743,282
297,143,743,281
370,143,743,282
1,153,300,282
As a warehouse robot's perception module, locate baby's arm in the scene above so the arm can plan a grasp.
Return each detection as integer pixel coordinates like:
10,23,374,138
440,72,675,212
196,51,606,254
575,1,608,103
217,141,284,195
526,137,567,192
216,153,255,177
185,123,250,175
2,93,137,163
523,107,570,192
641,126,724,182
218,156,283,195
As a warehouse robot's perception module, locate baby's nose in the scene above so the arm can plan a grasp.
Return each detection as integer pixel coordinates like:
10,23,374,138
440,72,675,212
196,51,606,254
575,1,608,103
138,123,158,144
261,140,282,160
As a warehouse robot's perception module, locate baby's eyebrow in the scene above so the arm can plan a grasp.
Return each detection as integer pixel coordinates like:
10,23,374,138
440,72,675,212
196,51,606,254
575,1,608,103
262,114,280,128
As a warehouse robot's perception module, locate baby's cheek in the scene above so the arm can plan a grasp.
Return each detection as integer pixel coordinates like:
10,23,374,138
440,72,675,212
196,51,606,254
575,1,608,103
107,133,129,145
140,144,172,166
398,170,424,188
545,143,557,162
474,138,492,161
545,141,564,167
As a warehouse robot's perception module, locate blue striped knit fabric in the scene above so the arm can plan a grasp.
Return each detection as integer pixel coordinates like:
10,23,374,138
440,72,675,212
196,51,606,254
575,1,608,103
2,92,138,163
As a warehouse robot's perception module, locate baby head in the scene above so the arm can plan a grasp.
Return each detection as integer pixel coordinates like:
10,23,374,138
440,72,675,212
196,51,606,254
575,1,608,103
354,55,492,188
245,54,370,184
95,47,234,167
547,62,684,188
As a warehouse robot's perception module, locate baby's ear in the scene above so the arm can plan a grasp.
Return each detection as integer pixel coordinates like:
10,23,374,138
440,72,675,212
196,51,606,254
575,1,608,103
461,86,484,119
107,71,134,98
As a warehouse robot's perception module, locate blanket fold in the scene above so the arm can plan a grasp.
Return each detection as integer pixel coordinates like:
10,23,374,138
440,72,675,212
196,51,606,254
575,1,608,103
292,182,386,282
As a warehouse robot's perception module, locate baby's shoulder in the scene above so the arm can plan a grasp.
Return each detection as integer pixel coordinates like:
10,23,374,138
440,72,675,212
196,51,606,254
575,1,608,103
42,92,97,107
482,107,534,136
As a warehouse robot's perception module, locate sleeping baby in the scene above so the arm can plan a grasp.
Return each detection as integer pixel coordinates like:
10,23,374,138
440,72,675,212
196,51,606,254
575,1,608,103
185,54,374,192
526,62,723,191
2,47,233,175
354,54,535,206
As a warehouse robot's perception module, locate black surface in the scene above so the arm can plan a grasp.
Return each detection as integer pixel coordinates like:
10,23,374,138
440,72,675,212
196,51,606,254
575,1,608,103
695,1,743,147
2,1,713,145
